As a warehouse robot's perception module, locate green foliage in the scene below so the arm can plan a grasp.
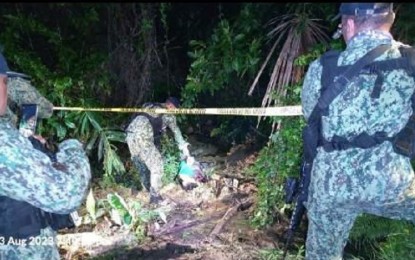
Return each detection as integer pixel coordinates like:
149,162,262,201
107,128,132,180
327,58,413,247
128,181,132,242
248,81,306,228
350,214,411,241
0,5,129,180
107,192,133,225
106,192,162,241
248,30,339,228
182,3,263,108
85,190,163,241
294,40,344,68
294,43,329,67
100,130,126,179
161,134,181,185
85,188,98,223
248,143,284,227
0,5,108,96
248,86,304,228
377,226,415,260
249,115,304,228
347,214,415,260
63,111,127,179
272,118,305,178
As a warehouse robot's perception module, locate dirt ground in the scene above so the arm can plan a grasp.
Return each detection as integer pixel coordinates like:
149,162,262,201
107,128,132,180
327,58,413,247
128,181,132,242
57,138,294,260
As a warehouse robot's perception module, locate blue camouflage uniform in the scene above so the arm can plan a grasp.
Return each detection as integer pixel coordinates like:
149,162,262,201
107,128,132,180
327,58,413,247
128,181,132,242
0,54,91,260
302,30,415,259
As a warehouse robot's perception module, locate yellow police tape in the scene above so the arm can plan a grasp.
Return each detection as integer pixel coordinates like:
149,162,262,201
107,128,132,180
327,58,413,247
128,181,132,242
53,105,303,116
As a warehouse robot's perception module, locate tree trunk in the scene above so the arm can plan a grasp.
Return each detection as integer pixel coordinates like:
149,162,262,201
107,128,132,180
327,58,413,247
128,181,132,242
107,3,158,106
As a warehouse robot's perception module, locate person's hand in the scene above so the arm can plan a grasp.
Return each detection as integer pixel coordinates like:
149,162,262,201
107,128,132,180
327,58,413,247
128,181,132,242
32,134,47,145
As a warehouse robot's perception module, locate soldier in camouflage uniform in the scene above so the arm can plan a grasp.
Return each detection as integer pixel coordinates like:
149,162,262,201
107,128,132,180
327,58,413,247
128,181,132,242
126,97,189,203
0,54,91,259
301,3,415,259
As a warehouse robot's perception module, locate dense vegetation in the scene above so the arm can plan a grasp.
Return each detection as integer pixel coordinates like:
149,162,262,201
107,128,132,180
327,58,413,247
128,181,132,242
1,3,415,259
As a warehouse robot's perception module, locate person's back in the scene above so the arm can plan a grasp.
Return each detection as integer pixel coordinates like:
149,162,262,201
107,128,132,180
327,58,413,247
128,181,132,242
301,3,415,259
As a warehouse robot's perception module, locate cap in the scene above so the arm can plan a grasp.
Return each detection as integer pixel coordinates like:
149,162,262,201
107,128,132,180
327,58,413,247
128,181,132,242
0,52,9,76
166,96,180,108
333,3,393,20
6,71,31,80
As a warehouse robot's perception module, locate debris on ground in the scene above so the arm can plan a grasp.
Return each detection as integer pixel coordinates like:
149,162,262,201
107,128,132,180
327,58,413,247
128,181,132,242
58,137,284,260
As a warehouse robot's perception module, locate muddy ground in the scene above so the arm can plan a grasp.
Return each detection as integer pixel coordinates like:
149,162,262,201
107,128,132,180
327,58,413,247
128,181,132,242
57,136,300,260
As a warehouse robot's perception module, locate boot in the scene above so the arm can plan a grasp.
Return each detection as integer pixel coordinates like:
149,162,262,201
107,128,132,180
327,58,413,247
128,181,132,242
149,187,164,205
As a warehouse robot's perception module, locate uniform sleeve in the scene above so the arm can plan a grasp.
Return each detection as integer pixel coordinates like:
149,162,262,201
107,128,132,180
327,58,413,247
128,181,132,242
0,134,91,214
4,106,18,126
7,78,54,119
163,114,186,147
301,59,323,121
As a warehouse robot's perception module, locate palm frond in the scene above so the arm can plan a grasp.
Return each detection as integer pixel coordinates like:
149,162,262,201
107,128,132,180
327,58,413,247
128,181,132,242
249,7,330,115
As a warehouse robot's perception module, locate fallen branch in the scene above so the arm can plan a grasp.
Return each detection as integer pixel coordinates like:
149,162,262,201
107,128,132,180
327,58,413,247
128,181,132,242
149,212,224,238
208,197,254,240
57,230,136,258
214,172,255,183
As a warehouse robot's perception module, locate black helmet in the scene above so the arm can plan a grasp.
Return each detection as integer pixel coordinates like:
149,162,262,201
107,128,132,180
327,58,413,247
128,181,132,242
166,97,180,108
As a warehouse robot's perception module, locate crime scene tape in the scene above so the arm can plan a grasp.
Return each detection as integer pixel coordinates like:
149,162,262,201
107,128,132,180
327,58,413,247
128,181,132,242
53,105,303,116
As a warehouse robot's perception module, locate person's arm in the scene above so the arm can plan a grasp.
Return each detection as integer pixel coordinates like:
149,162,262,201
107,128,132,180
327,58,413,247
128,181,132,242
0,131,91,214
301,59,323,121
163,114,188,149
7,77,54,119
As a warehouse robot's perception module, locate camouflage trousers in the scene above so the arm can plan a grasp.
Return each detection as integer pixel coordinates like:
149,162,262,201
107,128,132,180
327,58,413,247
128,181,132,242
305,148,415,260
126,116,164,193
131,156,151,191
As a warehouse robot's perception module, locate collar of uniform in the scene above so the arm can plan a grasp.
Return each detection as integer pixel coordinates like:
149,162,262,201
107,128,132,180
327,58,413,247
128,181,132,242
346,30,394,51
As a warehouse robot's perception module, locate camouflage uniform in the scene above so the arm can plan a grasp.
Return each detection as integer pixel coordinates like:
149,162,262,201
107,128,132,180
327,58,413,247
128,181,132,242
302,30,415,259
126,111,186,194
6,76,54,126
0,117,91,259
0,70,90,259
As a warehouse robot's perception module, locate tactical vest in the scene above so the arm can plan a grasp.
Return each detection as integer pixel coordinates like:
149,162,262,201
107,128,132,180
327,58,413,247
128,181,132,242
0,137,74,240
318,45,415,158
0,197,74,240
132,102,164,149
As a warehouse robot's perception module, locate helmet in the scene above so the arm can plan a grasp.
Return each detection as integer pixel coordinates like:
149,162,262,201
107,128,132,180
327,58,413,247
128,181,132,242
166,97,180,108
